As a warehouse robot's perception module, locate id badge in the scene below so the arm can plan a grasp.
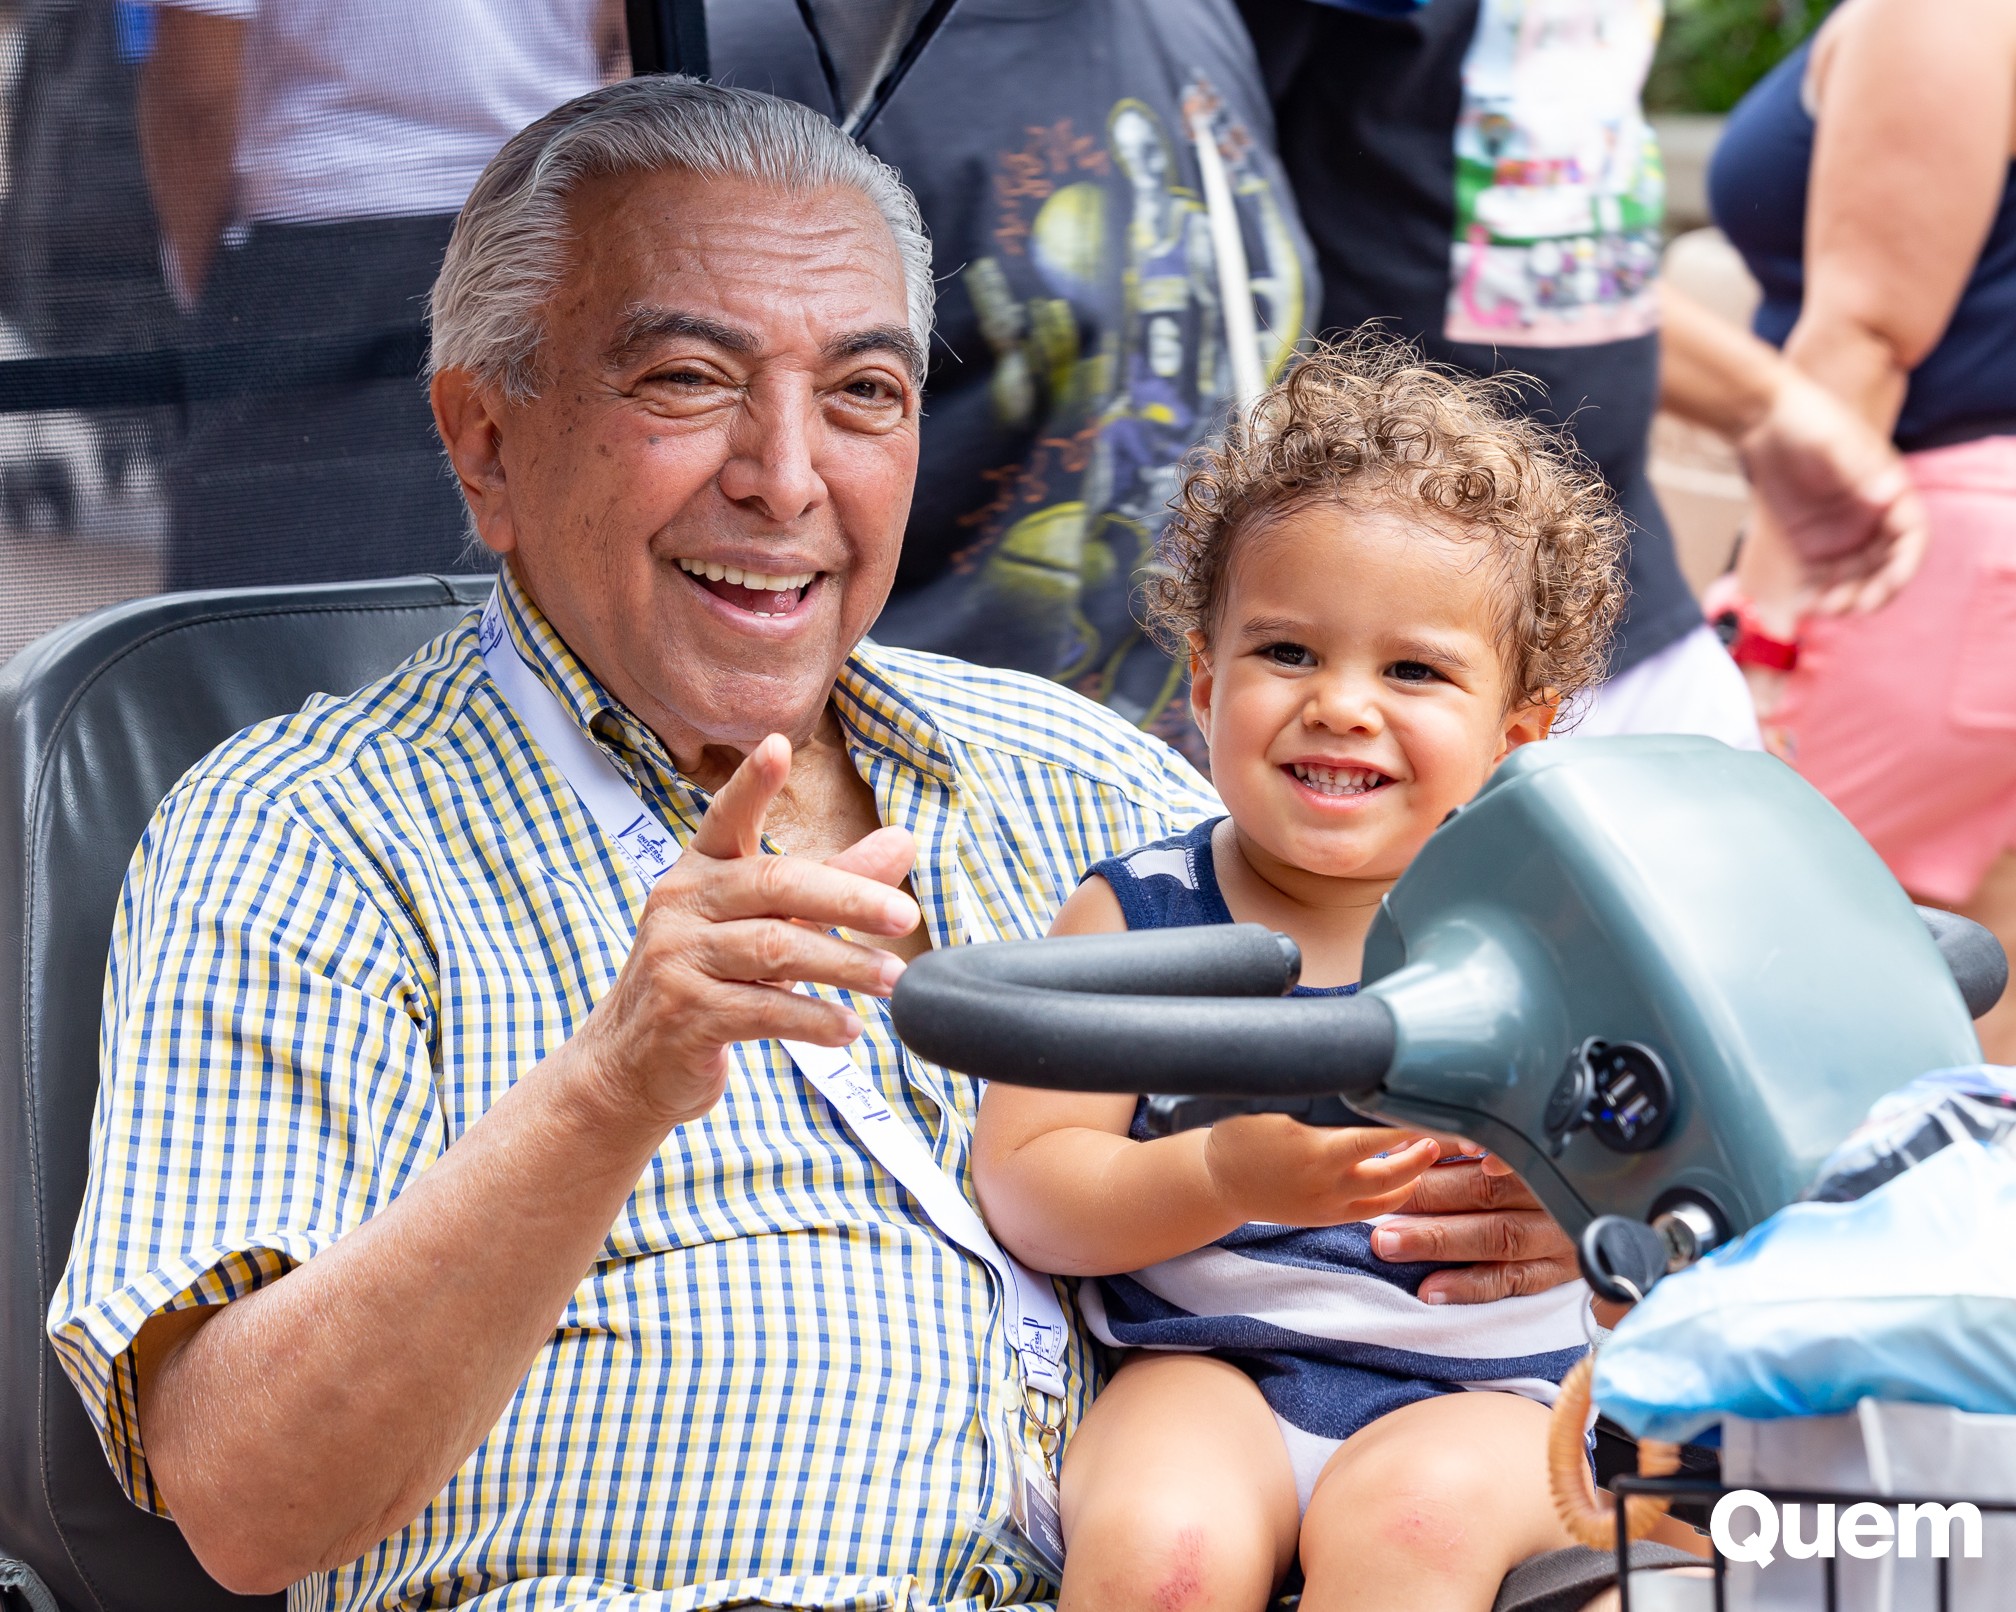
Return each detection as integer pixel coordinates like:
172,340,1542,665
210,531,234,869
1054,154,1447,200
979,1392,1066,1584
1006,1440,1065,1581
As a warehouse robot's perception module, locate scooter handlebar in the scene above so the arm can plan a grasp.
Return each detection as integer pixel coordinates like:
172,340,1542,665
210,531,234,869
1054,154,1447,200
889,924,1399,1097
1918,906,2010,1022
889,909,2003,1105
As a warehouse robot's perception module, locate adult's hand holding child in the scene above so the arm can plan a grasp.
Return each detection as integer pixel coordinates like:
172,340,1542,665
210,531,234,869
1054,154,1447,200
1371,1154,1583,1305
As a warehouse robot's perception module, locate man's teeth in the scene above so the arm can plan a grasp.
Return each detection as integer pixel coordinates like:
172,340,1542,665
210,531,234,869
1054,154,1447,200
675,557,817,592
1290,763,1388,797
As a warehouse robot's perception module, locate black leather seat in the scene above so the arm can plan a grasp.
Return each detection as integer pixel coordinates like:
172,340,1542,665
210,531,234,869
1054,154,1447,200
0,576,492,1612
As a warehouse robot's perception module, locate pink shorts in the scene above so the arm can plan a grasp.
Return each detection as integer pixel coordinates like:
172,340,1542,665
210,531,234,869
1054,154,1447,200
1766,435,2016,904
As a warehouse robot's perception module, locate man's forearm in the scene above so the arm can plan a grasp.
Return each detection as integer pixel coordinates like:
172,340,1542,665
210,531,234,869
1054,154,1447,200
136,9,246,305
139,1043,670,1595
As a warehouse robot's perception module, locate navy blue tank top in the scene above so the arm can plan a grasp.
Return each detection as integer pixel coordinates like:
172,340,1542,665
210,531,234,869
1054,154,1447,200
1710,38,2016,451
1087,815,1359,1000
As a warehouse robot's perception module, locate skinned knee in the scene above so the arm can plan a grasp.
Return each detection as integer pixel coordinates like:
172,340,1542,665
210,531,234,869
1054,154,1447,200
1063,1486,1279,1612
1312,1441,1520,1571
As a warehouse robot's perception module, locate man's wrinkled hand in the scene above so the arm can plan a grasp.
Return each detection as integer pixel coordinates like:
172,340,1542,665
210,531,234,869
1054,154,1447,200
1369,1158,1580,1304
568,733,919,1130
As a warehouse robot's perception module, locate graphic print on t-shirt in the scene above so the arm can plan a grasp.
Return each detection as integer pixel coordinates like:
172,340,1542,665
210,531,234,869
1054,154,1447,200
1445,0,1665,347
953,80,1305,748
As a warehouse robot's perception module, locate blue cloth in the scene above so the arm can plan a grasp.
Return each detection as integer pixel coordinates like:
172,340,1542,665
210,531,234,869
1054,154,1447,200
1710,38,2016,452
1077,819,1589,1440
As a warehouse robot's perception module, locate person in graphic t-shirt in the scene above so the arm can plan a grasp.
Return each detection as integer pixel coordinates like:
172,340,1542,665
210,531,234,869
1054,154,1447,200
712,0,1318,768
1238,0,1924,747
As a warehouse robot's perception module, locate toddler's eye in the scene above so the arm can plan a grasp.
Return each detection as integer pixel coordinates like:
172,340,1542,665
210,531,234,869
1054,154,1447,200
1263,642,1313,667
1390,660,1439,683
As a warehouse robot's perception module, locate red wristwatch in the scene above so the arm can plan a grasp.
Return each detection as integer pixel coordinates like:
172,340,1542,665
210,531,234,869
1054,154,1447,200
1706,589,1800,673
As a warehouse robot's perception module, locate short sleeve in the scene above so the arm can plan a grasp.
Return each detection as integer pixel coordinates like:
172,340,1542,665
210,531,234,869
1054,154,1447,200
45,774,439,1514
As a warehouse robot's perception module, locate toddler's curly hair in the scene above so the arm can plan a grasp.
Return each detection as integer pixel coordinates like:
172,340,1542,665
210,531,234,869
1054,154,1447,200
1146,330,1626,706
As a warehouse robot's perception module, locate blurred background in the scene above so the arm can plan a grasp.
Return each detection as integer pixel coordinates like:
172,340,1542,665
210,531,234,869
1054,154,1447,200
0,0,1828,663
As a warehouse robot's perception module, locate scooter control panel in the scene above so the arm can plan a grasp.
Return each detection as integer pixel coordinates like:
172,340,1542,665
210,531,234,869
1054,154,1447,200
1545,1038,1676,1156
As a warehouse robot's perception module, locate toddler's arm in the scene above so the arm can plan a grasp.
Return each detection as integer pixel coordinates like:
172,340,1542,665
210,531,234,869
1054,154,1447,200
971,875,1443,1277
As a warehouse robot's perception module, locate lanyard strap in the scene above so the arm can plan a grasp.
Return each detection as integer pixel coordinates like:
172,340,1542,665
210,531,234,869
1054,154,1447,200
477,591,1069,1399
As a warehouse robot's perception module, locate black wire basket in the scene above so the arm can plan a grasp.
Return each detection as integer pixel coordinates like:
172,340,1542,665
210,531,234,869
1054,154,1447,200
1612,1473,2016,1612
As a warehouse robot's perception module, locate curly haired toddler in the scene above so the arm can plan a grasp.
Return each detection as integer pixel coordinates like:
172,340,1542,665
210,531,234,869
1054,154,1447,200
973,334,1627,1612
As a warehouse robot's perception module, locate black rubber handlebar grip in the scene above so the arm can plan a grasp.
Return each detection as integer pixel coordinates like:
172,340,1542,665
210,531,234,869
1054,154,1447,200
889,925,1399,1098
1918,906,2011,1021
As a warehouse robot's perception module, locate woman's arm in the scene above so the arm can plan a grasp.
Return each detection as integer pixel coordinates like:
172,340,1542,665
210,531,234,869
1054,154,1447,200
1788,0,2016,433
1660,281,1924,607
972,878,1439,1277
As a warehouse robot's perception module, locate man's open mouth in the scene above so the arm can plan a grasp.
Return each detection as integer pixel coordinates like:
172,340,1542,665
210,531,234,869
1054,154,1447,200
675,557,819,617
1286,762,1393,798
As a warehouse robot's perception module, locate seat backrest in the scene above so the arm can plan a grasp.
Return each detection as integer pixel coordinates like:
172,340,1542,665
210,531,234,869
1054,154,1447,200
0,576,493,1612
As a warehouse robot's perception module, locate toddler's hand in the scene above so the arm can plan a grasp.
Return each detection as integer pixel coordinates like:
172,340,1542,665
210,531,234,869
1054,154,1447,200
1204,1118,1442,1228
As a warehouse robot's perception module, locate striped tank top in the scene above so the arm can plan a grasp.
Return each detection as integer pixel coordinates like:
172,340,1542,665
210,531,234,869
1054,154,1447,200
1076,817,1590,1442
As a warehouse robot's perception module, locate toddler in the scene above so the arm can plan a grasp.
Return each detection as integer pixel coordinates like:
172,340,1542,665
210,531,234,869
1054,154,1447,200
973,336,1626,1612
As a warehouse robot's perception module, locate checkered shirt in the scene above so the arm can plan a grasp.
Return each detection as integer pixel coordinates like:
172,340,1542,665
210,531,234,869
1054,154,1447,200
48,568,1218,1612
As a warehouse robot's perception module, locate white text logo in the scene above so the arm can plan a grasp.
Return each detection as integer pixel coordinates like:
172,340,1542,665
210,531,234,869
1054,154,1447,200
1710,1490,1984,1566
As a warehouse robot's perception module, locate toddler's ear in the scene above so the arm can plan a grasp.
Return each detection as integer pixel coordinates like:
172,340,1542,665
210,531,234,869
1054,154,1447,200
1496,692,1558,760
1186,631,1216,746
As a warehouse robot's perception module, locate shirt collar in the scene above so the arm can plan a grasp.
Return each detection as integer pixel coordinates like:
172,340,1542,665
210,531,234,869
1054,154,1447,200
493,566,958,793
833,639,959,785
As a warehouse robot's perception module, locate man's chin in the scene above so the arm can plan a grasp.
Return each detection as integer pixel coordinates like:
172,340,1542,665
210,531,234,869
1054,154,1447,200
646,627,856,753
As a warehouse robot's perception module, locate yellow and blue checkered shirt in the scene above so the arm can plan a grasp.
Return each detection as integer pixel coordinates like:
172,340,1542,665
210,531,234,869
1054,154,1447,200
48,569,1218,1612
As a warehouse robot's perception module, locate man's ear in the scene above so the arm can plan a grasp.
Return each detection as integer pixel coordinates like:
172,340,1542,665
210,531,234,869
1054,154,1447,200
431,367,519,557
1496,690,1558,762
1186,630,1216,749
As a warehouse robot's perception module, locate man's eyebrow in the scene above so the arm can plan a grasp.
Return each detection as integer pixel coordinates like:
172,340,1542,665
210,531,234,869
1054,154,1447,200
823,324,925,383
604,307,759,368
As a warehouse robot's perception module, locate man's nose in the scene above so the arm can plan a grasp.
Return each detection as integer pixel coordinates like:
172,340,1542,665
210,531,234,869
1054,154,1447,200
717,381,826,524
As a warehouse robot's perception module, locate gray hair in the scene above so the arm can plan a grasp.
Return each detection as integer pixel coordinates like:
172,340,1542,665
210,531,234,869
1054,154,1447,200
429,77,935,400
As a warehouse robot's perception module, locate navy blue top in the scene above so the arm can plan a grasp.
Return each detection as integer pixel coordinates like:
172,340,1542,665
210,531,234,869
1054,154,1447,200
1710,38,2016,452
1087,815,1359,1000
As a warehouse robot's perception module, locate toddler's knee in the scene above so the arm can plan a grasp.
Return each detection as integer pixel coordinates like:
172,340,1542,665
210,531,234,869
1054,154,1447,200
1318,1446,1508,1569
1065,1493,1275,1612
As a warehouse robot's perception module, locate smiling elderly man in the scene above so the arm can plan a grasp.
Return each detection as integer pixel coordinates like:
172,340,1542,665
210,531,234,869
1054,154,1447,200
48,80,1592,1612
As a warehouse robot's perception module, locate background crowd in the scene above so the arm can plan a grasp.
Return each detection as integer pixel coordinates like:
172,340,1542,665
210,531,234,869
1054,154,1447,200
0,0,2011,1057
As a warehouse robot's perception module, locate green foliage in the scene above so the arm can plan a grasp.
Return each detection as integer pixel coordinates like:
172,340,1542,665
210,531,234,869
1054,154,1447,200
1647,0,1838,114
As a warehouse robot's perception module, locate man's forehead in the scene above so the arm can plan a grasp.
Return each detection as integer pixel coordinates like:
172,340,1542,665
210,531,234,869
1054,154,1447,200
560,166,911,356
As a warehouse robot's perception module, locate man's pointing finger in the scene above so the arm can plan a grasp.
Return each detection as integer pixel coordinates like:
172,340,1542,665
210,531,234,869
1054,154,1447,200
689,734,791,861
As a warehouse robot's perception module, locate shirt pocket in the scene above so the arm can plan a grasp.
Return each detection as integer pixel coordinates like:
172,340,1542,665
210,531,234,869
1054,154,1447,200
1951,561,2016,732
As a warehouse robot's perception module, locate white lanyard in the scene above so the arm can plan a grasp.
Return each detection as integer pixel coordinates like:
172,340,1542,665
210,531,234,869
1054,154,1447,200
478,591,1069,1401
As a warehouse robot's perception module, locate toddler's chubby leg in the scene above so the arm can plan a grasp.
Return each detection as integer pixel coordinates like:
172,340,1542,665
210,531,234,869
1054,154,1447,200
1059,1352,1300,1612
1299,1389,1574,1612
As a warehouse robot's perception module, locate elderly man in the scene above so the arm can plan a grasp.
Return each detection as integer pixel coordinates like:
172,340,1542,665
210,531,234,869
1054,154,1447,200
50,79,1595,1611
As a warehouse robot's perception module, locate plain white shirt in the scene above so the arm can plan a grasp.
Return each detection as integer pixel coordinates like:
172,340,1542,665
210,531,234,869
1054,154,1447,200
152,0,606,223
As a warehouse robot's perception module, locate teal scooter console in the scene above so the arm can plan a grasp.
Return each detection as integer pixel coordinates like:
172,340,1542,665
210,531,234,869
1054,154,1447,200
891,738,2006,1300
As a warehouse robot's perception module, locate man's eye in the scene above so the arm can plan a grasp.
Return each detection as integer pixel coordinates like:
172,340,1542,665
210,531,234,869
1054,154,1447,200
648,368,713,389
843,377,898,403
1263,642,1313,667
1390,660,1439,683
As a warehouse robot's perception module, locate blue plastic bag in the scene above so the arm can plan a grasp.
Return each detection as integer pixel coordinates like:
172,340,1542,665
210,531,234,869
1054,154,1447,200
1592,1067,2016,1444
